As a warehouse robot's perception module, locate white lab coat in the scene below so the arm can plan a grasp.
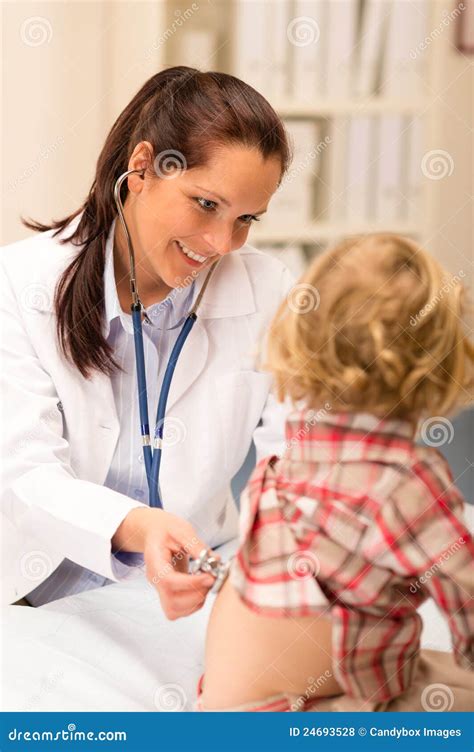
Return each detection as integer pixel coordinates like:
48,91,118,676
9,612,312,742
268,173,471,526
0,216,294,605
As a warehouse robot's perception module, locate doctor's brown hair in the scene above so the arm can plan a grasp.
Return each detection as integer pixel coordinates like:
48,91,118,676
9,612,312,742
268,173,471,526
22,66,291,379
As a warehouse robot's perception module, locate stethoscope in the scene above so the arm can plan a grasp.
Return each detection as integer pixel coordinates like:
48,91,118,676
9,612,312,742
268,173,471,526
113,168,221,510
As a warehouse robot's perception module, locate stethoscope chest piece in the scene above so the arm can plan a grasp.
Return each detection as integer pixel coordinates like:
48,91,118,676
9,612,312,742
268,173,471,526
189,548,232,593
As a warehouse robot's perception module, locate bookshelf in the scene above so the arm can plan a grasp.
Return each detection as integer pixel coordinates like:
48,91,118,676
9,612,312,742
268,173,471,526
160,0,462,273
4,0,469,285
269,99,428,117
251,220,421,245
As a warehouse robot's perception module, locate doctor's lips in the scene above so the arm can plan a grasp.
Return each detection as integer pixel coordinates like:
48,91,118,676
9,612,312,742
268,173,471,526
175,240,217,268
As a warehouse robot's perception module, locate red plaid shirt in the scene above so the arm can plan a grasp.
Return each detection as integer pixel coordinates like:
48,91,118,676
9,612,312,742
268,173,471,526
230,409,473,703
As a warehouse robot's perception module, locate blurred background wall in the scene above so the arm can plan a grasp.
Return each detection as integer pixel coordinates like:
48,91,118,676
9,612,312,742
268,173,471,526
2,0,473,499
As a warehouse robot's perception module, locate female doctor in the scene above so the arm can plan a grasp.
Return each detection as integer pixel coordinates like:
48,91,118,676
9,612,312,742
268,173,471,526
1,66,294,617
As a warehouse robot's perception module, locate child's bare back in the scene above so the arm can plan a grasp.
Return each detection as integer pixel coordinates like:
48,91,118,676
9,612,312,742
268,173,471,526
203,575,339,709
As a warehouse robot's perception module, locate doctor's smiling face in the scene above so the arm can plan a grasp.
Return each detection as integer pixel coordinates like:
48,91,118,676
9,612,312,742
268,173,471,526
113,140,282,307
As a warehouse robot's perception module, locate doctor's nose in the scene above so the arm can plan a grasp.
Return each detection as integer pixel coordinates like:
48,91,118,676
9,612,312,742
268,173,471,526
202,225,235,257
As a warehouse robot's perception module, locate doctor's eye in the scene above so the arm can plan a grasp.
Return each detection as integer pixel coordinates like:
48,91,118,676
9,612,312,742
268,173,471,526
194,197,217,212
239,214,260,225
194,197,259,224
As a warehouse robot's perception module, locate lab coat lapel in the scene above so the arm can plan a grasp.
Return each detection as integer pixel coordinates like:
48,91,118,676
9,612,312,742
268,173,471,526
164,251,256,413
165,319,209,414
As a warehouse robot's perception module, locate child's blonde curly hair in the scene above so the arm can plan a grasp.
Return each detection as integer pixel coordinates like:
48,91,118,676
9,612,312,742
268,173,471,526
264,233,473,428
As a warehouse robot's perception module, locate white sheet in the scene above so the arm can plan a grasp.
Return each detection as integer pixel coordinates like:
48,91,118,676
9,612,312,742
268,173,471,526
0,537,454,712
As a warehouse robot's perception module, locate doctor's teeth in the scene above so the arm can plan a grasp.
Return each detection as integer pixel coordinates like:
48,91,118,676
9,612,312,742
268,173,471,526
178,242,207,263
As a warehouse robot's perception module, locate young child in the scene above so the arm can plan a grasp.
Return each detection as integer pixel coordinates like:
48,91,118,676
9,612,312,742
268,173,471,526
197,233,473,712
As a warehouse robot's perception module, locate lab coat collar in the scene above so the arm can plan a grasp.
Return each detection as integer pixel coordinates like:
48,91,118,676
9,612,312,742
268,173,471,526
30,211,257,321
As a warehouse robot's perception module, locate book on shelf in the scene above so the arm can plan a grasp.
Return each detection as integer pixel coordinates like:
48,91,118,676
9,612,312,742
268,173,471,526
353,0,393,98
326,0,359,98
234,0,290,101
381,0,430,99
266,119,320,228
176,29,216,69
374,115,406,223
234,0,267,95
344,115,377,223
266,0,291,99
290,0,328,101
405,116,424,226
325,117,350,224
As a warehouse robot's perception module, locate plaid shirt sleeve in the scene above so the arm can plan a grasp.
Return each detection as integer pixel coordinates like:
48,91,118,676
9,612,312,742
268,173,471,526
229,455,331,616
366,461,474,672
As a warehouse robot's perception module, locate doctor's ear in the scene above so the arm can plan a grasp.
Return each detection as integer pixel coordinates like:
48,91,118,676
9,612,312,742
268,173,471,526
126,141,155,193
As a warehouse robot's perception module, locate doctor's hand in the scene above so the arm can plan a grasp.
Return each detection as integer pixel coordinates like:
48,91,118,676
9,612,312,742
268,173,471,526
112,507,218,620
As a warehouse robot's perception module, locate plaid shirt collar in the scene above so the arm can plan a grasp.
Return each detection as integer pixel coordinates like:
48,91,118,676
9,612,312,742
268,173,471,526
283,408,417,467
